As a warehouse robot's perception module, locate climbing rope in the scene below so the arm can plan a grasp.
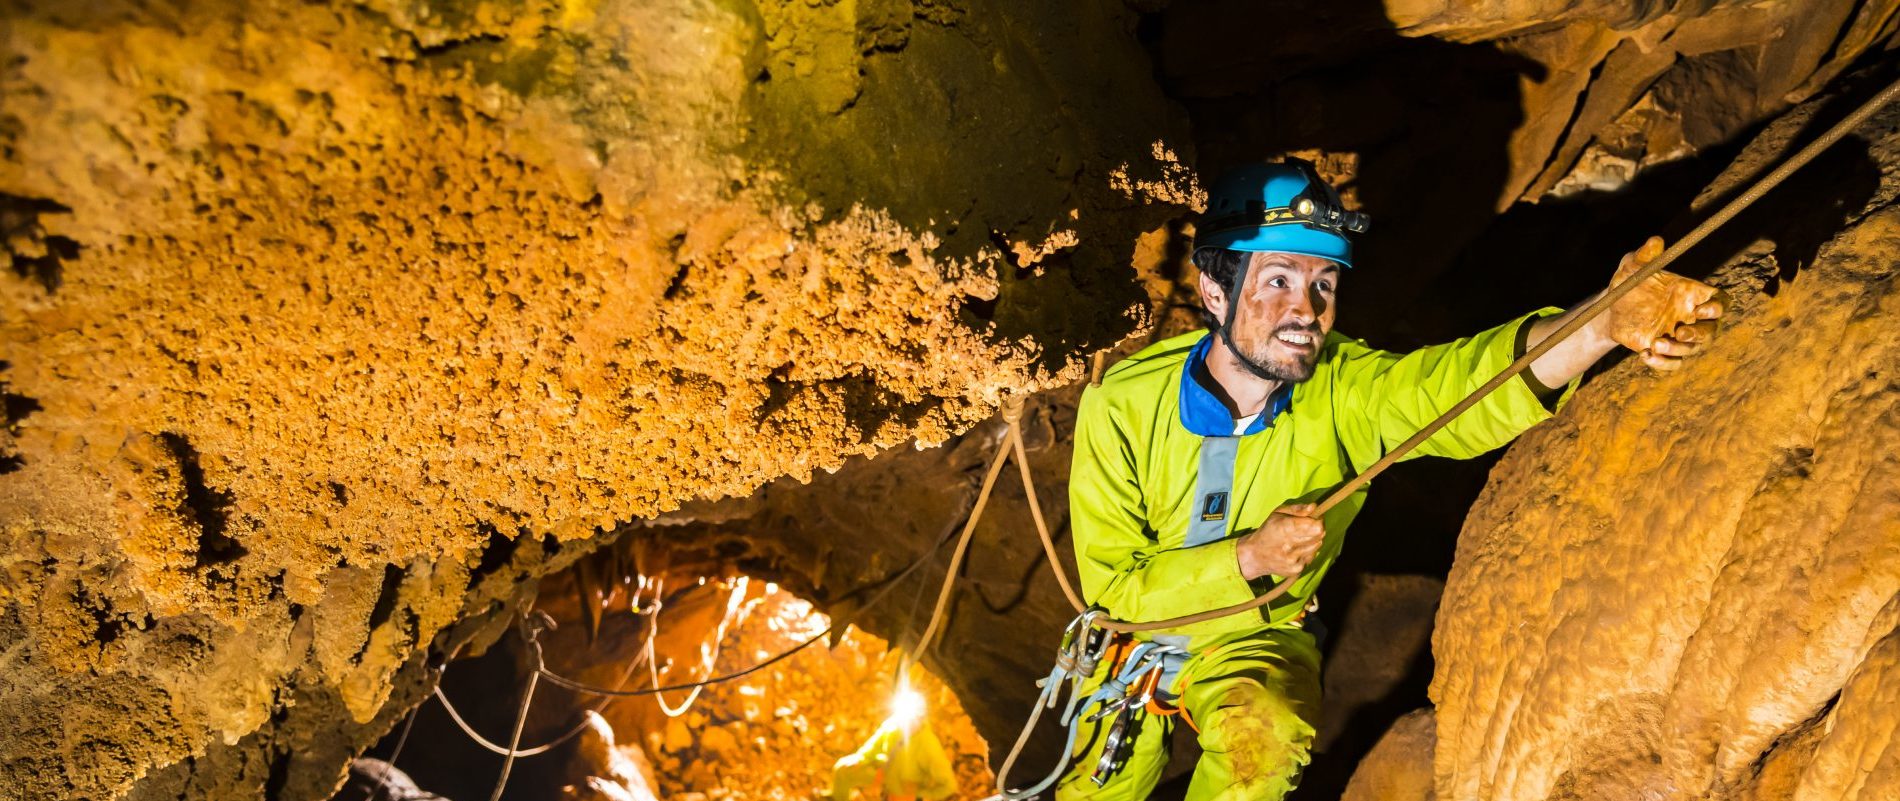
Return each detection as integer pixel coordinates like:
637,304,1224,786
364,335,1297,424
427,582,749,775
366,694,423,798
428,577,665,761
909,416,1020,660
422,500,965,777
1010,414,1086,614
901,399,1088,666
411,396,1050,798
448,582,734,799
538,623,832,697
490,613,545,801
537,504,972,698
431,635,650,758
436,685,569,758
651,578,751,717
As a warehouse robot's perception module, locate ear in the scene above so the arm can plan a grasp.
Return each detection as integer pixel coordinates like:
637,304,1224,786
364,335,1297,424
1198,269,1229,321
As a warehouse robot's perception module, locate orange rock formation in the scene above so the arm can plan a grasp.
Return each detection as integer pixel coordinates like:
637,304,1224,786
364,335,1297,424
1427,87,1900,801
0,2,1176,797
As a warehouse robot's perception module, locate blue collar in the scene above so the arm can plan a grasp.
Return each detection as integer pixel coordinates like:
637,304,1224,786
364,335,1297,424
1178,333,1293,437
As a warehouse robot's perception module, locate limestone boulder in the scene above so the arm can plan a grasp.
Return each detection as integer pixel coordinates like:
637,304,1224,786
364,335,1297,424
1342,708,1437,801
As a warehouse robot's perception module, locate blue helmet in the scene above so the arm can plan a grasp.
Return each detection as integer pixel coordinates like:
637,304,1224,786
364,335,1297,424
1193,159,1367,268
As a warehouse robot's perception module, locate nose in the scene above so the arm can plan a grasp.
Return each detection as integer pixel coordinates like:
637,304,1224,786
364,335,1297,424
1304,282,1330,321
1288,282,1320,325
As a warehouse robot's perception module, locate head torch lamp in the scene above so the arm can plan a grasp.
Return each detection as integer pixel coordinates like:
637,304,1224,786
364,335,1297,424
1285,159,1369,234
1290,194,1370,234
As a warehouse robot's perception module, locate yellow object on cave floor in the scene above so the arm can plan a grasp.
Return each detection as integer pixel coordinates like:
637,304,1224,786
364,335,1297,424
829,687,958,801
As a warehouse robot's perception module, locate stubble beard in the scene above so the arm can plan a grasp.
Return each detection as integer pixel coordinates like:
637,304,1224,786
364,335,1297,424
1233,324,1321,384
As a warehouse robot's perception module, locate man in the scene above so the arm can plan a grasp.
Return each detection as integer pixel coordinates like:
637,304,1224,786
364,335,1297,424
1062,160,1723,801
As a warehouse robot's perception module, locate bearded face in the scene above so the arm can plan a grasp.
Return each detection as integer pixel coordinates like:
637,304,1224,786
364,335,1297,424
1204,252,1340,384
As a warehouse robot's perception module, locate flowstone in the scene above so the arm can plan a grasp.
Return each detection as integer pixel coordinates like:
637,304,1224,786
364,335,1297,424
1427,83,1900,801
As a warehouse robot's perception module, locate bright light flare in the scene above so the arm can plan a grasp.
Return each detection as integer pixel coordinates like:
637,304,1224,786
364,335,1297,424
888,681,928,732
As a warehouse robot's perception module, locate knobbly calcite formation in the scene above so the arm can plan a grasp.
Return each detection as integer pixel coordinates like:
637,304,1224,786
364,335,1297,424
1428,86,1900,801
0,1,1181,797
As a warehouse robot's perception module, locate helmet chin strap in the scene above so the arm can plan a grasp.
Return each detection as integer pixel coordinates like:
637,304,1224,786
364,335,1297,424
1213,261,1285,383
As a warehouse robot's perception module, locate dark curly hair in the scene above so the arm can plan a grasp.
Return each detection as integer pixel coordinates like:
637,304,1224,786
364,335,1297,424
1190,247,1251,329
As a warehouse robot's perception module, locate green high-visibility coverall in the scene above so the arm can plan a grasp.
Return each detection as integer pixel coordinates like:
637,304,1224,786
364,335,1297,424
1060,310,1570,801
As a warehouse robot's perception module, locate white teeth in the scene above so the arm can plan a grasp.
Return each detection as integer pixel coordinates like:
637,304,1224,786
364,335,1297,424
1276,332,1312,346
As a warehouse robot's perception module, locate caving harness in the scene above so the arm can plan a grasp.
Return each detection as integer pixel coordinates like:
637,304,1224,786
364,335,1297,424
1083,634,1195,785
990,602,1322,799
991,384,1319,795
982,610,1180,799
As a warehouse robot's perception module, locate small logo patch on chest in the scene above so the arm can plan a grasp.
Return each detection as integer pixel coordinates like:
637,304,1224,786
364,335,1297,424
1200,491,1228,522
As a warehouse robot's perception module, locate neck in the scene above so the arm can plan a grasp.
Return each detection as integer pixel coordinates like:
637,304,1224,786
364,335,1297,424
1202,334,1282,418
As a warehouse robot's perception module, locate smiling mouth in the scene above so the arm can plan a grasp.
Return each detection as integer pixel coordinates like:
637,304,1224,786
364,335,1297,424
1274,330,1317,349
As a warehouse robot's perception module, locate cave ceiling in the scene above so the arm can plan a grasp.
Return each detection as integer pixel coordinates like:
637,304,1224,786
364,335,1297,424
0,0,1895,799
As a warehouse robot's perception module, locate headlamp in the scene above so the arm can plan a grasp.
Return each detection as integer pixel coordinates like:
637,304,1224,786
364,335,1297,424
1286,160,1370,234
1291,195,1370,234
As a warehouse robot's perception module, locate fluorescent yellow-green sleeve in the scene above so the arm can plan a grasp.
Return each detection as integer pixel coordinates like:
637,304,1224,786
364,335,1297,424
1327,309,1574,472
1068,386,1260,631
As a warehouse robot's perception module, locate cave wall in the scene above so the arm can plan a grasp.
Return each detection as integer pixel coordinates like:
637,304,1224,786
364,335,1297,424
1426,79,1900,801
0,1,1185,797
